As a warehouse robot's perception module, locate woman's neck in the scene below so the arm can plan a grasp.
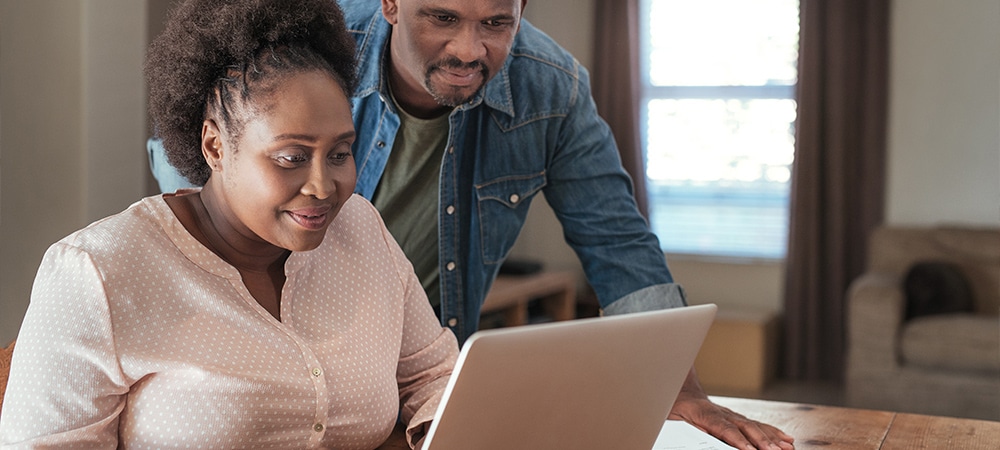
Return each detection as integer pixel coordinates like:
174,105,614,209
166,189,289,274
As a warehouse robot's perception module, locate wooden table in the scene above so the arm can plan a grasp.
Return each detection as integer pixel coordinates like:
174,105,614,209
378,396,1000,449
479,271,576,327
712,396,1000,450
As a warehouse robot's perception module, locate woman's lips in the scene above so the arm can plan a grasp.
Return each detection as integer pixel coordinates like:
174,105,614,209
287,206,332,230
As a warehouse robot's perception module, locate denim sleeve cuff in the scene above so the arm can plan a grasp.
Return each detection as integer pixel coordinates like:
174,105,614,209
602,283,688,316
147,137,197,193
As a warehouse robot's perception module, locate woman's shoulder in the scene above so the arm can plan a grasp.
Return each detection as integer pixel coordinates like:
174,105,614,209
317,194,397,255
329,194,386,232
54,195,174,258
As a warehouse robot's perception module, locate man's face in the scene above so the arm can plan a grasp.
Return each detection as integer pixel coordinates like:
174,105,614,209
382,0,524,115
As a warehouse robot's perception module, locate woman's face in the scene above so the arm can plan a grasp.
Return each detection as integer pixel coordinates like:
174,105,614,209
204,70,356,254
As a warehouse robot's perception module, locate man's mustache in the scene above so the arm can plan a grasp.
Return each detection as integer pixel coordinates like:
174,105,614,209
433,57,486,72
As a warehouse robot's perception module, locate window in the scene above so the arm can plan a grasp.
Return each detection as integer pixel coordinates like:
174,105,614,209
640,0,800,259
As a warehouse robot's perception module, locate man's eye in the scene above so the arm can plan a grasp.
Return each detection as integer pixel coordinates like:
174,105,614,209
434,14,456,23
330,152,352,164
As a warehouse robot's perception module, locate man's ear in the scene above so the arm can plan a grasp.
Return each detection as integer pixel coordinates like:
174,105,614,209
201,119,224,172
381,0,399,25
517,0,528,32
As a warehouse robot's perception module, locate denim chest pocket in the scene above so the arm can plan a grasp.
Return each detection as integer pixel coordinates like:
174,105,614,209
475,172,547,264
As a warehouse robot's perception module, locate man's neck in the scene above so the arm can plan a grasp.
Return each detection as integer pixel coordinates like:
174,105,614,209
386,42,451,119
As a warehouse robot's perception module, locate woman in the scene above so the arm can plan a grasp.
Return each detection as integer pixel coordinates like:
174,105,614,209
0,0,457,448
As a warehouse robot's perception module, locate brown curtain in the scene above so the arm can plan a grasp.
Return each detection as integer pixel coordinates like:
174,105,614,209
592,0,649,218
782,0,889,381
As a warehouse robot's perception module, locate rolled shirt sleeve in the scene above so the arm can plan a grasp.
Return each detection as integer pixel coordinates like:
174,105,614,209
602,283,689,316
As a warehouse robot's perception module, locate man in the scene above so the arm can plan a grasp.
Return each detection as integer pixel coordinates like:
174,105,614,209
149,1,794,448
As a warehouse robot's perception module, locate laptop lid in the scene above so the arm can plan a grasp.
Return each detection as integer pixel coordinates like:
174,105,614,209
421,303,717,450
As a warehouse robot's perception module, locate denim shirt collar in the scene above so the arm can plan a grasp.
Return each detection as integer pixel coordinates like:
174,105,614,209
352,12,516,118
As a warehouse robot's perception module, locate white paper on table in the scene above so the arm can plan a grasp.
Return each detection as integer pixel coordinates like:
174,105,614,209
651,420,738,450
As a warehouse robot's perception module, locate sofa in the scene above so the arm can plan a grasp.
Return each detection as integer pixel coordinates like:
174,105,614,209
845,225,1000,420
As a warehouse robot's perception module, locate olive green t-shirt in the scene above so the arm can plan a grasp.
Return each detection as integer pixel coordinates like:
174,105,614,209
371,103,449,308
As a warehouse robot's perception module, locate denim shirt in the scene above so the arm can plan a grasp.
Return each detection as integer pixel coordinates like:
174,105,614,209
342,3,686,342
148,2,688,344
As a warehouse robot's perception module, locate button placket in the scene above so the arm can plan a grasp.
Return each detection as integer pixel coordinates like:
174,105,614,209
271,331,329,445
438,113,465,339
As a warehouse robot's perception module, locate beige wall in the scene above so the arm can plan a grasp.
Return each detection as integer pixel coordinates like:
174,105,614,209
0,0,148,344
886,0,1000,226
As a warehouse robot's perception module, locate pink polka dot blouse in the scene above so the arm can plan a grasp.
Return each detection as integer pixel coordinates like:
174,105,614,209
0,194,458,449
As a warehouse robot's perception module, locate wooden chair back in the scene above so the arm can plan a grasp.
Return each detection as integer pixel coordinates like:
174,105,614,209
1,340,14,410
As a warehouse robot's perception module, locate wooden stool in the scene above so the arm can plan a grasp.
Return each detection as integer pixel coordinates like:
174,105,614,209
481,271,577,327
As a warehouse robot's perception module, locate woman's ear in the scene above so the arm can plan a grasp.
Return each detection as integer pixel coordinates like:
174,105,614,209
201,119,224,172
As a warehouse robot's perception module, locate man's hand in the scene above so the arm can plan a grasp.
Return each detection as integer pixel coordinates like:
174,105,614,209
668,368,795,450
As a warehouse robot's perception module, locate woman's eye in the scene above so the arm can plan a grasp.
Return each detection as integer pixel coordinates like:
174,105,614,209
276,153,307,166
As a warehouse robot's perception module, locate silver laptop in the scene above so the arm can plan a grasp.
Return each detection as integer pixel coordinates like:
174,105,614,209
421,303,717,450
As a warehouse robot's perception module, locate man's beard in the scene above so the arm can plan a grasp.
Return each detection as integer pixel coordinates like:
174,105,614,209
423,57,490,107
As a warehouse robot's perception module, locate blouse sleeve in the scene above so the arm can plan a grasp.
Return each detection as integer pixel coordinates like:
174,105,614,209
376,222,458,448
0,242,129,448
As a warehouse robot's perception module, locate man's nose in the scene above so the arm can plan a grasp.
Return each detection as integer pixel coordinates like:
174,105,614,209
446,24,488,64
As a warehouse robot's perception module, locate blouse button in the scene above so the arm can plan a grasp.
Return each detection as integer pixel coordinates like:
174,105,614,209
509,194,520,204
313,423,325,432
311,367,323,377
446,261,456,271
447,317,458,327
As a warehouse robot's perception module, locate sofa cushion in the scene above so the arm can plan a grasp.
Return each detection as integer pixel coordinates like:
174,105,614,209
901,314,1000,375
904,261,974,320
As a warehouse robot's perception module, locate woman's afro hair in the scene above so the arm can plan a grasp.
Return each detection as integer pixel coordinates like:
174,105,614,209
145,0,357,186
